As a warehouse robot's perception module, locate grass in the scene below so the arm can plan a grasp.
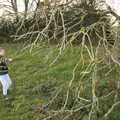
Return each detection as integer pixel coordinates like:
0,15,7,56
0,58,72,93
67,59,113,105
0,43,119,120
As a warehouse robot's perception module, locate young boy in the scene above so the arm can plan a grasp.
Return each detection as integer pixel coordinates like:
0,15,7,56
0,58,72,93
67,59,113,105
0,48,12,100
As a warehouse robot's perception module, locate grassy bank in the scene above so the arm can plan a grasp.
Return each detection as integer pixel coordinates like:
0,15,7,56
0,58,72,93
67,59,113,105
0,44,119,120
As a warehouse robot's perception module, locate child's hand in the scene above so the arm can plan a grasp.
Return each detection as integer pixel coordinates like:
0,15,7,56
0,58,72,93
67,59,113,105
8,58,13,62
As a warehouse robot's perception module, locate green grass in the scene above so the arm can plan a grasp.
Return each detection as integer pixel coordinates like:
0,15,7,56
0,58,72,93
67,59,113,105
0,44,119,120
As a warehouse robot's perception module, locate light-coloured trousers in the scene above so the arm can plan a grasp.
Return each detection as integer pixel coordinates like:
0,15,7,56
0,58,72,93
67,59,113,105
0,74,12,96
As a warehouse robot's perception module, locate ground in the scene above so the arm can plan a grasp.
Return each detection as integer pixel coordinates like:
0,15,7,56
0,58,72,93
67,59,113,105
0,44,119,120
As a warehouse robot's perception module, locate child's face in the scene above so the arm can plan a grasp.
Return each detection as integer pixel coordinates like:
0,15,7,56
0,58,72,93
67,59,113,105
0,49,5,56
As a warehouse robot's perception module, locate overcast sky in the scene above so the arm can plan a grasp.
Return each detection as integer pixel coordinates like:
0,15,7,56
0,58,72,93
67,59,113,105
0,0,120,16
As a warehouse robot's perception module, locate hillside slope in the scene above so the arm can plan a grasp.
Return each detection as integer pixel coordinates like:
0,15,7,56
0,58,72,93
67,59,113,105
0,44,119,120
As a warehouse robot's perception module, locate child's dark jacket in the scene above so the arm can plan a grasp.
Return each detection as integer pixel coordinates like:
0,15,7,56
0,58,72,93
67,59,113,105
0,56,8,75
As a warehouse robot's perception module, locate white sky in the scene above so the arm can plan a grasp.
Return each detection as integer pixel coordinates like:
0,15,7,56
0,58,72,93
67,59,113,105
0,0,120,16
106,0,120,14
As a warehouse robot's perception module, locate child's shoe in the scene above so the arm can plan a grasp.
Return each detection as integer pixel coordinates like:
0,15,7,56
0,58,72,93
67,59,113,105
4,96,9,101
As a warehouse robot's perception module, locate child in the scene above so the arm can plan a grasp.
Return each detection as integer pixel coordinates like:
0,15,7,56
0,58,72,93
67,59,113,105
0,48,12,100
